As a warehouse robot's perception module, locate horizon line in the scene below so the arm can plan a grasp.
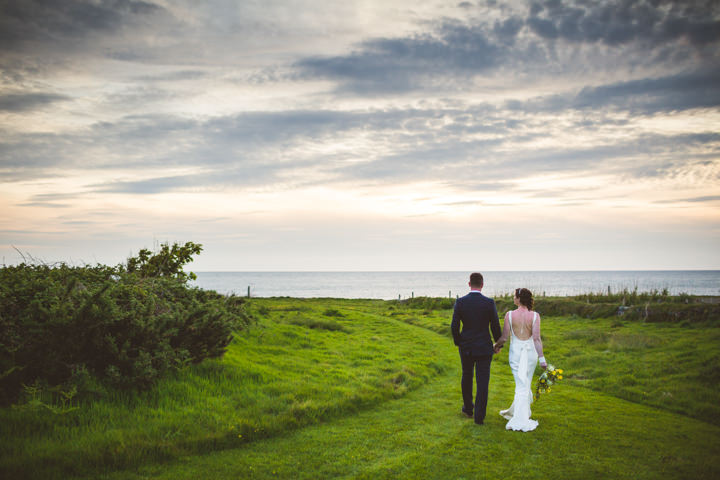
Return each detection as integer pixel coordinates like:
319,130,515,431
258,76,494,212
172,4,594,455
192,269,720,273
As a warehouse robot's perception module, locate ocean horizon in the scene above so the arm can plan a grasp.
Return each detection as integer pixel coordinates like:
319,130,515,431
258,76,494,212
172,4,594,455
190,270,720,300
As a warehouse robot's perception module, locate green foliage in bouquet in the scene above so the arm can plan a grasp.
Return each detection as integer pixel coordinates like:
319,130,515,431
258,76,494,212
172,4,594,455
0,242,251,404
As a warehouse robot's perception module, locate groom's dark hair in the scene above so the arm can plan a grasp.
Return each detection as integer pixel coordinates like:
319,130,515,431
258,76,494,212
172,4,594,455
469,272,484,288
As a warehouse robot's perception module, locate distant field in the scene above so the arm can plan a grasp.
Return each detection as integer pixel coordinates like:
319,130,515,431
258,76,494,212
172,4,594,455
1,297,719,479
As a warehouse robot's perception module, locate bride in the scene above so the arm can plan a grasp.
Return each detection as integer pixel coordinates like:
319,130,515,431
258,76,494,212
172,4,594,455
493,288,546,432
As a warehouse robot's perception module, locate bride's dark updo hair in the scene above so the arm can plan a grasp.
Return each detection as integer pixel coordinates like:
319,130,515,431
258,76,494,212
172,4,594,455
515,288,534,310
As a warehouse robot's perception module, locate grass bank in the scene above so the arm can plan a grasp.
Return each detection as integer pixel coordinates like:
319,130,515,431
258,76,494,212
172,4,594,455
91,367,720,480
0,298,449,478
2,296,719,479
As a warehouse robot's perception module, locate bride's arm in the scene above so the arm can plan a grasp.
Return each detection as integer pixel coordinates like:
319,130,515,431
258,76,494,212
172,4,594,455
533,314,546,367
493,312,511,351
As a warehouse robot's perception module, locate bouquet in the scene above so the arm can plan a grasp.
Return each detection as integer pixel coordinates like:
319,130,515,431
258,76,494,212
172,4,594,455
534,364,563,400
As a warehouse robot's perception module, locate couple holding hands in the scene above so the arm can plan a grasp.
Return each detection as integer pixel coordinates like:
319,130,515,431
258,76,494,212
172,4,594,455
451,272,546,432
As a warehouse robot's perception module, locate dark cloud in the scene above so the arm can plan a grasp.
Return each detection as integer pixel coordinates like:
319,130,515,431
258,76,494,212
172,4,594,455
656,195,720,204
504,68,720,114
0,0,163,51
294,0,720,96
295,22,507,94
0,92,69,111
493,16,525,44
573,68,720,113
527,0,720,47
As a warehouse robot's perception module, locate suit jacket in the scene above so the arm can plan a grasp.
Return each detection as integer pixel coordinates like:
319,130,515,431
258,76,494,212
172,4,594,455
451,291,502,356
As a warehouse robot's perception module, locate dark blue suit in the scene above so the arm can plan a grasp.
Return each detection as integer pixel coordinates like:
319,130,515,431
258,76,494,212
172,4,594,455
451,291,502,423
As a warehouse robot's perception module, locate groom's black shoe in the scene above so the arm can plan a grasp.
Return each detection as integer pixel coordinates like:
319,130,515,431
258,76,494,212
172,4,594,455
461,407,473,418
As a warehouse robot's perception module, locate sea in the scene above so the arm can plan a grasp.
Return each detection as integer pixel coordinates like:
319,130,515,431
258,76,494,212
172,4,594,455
190,271,720,299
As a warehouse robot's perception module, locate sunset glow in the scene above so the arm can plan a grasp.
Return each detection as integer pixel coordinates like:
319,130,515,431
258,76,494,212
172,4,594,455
1,0,719,270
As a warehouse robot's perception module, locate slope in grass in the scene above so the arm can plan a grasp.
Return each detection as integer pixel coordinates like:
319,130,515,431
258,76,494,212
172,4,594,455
91,367,720,480
0,299,450,479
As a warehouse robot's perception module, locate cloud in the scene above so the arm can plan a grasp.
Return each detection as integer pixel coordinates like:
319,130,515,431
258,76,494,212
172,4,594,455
295,21,509,94
0,0,163,51
526,0,720,47
0,92,69,112
16,202,70,208
14,192,78,208
89,163,287,194
656,195,720,204
3,95,718,195
572,68,720,113
292,0,720,96
503,68,720,114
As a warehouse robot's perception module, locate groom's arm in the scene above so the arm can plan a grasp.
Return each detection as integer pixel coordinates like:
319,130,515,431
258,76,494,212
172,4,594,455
490,300,502,342
451,300,462,346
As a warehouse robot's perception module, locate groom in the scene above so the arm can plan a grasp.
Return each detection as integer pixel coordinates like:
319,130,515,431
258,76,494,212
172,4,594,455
451,272,502,425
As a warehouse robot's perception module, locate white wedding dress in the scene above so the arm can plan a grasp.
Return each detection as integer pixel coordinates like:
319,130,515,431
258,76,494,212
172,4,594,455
499,311,539,432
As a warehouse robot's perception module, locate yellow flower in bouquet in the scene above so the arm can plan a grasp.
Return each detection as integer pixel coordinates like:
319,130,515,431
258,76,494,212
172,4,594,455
534,364,564,400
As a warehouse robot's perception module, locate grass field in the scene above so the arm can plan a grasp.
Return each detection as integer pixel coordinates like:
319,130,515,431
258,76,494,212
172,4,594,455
2,297,719,479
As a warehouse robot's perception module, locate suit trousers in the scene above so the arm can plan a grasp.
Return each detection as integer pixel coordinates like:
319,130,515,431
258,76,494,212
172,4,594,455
459,350,493,423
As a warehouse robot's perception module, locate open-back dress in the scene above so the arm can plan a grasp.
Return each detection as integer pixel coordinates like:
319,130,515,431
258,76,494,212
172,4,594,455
499,310,539,432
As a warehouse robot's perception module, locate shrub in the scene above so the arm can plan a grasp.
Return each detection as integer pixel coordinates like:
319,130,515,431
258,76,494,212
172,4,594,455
398,296,455,310
124,241,202,281
0,244,251,404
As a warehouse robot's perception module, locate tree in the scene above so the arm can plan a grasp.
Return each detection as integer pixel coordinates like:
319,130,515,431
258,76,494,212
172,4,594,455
125,241,203,281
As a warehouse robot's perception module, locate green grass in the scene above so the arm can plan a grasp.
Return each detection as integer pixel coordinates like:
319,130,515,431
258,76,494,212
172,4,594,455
387,300,720,425
0,298,448,478
2,297,719,479
90,369,720,480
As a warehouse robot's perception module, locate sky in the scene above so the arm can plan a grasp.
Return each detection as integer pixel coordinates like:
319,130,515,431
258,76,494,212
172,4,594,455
1,0,719,271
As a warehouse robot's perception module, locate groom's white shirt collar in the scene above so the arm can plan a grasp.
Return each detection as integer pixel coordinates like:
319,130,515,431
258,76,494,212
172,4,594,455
469,289,482,293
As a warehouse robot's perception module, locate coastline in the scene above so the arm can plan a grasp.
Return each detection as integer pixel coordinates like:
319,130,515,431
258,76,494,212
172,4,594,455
191,270,720,299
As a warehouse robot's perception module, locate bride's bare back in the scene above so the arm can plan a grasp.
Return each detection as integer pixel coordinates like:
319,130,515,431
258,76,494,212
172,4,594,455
496,307,544,359
494,288,545,362
511,308,536,340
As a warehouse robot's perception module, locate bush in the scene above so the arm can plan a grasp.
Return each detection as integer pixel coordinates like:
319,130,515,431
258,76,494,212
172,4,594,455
124,241,202,281
398,296,455,310
0,244,251,404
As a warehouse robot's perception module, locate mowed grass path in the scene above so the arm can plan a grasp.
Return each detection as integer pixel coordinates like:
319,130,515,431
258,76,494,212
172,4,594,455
82,299,719,480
